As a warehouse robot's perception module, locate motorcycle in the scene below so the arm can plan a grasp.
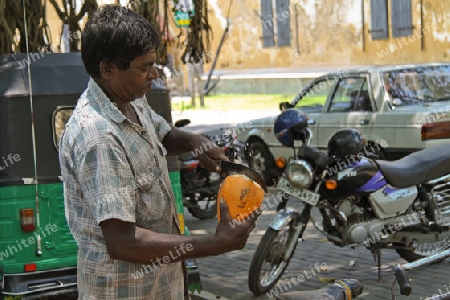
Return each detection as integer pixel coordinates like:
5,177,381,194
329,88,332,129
248,108,450,296
175,119,241,219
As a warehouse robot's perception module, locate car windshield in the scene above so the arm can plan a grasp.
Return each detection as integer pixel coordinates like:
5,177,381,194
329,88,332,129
382,65,450,105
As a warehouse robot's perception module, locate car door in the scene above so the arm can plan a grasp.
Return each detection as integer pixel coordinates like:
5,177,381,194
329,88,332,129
293,77,338,149
317,74,374,148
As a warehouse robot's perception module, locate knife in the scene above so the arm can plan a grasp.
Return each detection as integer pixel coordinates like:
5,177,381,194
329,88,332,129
219,160,268,193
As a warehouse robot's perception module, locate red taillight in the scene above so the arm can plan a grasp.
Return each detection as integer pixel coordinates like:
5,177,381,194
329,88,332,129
20,209,36,232
24,263,37,272
421,122,450,140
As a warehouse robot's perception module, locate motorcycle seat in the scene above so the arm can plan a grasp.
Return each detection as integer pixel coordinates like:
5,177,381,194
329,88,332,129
376,144,450,188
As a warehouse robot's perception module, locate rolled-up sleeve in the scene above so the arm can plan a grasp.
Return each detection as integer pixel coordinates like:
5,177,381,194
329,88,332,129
77,141,136,225
147,106,172,142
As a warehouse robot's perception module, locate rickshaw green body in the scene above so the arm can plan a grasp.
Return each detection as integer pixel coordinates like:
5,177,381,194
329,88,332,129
0,184,77,274
0,53,198,298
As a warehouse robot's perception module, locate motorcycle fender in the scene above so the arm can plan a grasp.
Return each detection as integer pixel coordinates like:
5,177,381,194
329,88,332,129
268,208,301,230
247,128,266,140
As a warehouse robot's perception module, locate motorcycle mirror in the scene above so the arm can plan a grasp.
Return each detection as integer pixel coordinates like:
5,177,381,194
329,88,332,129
279,101,292,111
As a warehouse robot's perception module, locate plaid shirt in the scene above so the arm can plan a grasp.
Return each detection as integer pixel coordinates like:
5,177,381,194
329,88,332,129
59,78,185,299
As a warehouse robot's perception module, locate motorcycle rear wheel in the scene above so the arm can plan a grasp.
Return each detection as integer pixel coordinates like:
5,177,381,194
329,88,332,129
248,220,298,296
396,237,450,262
185,168,219,220
186,195,217,220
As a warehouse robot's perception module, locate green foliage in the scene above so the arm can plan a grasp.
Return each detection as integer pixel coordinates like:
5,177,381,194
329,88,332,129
171,94,298,111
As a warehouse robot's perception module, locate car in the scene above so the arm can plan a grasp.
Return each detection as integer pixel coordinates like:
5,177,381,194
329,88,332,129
236,63,450,185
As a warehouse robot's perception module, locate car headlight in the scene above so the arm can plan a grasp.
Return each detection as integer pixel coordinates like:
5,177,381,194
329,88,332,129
286,160,314,189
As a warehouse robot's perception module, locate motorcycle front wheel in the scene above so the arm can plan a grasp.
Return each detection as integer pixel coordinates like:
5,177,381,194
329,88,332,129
248,219,299,296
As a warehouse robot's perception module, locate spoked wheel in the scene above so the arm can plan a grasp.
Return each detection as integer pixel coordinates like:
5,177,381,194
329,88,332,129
248,219,299,296
185,169,219,220
396,237,450,262
247,140,274,185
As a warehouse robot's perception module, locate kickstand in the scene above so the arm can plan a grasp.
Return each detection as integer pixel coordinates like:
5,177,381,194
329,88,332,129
372,248,382,283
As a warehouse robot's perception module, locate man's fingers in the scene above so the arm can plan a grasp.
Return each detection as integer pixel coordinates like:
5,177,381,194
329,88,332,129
218,152,229,162
219,202,232,221
199,154,221,172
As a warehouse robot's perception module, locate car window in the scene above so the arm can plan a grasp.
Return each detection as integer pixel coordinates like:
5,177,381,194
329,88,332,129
294,79,336,109
328,77,372,112
383,65,450,105
52,106,74,150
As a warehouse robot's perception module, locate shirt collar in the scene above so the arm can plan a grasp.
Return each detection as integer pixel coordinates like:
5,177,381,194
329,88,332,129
88,78,127,124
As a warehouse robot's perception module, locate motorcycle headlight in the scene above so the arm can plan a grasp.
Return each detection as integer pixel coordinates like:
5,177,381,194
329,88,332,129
286,160,314,189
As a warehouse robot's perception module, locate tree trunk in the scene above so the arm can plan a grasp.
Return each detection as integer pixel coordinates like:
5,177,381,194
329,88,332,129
0,0,49,54
48,0,97,52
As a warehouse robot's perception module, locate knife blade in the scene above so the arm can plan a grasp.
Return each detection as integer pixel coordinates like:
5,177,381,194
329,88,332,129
220,160,268,192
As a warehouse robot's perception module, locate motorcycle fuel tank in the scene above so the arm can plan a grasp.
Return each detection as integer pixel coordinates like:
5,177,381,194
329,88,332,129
320,158,387,200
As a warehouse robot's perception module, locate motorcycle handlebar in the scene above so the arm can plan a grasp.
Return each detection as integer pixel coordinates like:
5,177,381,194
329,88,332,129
394,265,412,296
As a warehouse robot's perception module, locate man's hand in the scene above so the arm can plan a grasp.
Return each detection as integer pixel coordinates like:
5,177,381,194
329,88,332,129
197,142,229,172
213,203,261,253
162,127,229,172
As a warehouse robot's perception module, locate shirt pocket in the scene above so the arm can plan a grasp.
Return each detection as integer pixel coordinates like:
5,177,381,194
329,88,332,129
135,170,169,226
135,170,160,191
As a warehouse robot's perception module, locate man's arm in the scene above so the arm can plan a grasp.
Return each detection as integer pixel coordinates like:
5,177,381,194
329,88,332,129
100,204,259,264
162,126,228,171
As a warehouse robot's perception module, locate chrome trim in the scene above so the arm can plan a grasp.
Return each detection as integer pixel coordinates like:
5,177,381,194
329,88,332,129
268,208,300,230
427,174,450,185
286,160,314,189
403,249,450,271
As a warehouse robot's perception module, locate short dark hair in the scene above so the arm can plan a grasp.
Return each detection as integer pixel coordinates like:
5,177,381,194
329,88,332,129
81,5,161,78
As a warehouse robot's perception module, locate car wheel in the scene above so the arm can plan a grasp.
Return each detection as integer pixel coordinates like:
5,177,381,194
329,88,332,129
247,140,274,184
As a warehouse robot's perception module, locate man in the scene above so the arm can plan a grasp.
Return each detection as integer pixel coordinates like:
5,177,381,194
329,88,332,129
59,5,259,300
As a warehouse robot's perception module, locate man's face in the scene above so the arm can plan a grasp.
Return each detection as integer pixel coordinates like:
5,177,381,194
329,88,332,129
110,51,159,102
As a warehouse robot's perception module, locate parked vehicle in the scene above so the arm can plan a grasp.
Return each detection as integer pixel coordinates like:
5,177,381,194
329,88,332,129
237,63,450,185
175,119,240,219
0,53,84,299
248,108,450,296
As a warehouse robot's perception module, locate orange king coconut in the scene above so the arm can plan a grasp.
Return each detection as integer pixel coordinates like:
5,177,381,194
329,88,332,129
217,174,266,221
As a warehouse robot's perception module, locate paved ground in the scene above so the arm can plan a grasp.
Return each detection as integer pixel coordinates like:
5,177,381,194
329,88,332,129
184,188,450,300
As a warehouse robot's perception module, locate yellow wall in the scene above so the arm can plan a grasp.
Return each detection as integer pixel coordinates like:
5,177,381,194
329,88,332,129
203,0,450,70
44,0,449,69
45,0,63,51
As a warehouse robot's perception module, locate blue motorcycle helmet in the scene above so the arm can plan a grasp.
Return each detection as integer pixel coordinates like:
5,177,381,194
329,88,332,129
274,108,309,147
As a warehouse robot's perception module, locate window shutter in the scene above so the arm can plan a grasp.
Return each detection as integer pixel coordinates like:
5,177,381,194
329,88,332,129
370,0,388,40
260,0,275,48
276,0,291,47
392,0,413,37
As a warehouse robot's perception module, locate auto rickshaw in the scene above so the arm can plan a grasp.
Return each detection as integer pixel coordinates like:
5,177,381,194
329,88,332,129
0,53,201,299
